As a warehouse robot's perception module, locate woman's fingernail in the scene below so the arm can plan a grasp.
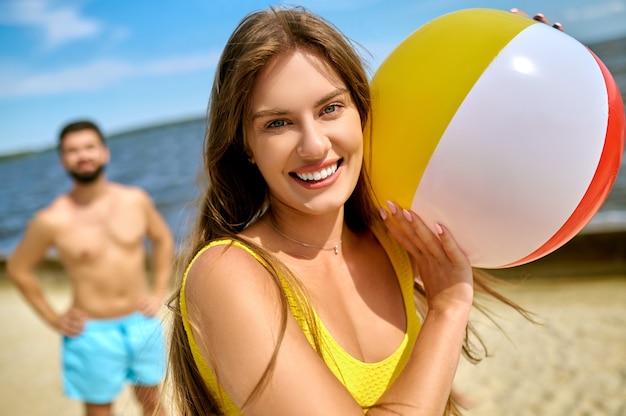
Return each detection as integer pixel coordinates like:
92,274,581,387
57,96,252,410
386,200,397,214
553,22,563,30
403,209,413,222
535,12,544,18
379,207,387,220
434,223,444,235
510,8,519,13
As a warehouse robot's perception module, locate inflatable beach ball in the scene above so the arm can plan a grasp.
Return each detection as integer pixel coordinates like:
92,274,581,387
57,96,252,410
364,8,625,269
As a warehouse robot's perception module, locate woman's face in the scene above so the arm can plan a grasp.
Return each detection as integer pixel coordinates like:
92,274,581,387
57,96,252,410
246,50,363,215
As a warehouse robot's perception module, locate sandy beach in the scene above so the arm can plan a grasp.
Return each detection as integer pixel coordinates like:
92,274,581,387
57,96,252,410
1,233,624,415
454,276,626,415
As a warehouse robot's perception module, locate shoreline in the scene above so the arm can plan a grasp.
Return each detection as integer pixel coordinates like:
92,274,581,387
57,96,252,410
2,230,623,280
486,230,626,279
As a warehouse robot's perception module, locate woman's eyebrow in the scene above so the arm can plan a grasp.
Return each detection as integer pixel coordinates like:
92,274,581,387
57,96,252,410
251,108,289,121
314,88,349,107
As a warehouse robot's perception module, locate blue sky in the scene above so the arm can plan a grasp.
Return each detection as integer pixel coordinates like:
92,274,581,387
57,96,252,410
1,0,625,155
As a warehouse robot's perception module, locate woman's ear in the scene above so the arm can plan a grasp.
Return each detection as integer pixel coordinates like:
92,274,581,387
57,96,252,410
244,147,255,164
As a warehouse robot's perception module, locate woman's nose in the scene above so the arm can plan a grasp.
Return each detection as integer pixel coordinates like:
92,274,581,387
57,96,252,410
296,121,331,159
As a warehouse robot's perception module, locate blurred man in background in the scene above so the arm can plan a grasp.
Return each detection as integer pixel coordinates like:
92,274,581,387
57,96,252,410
7,120,173,416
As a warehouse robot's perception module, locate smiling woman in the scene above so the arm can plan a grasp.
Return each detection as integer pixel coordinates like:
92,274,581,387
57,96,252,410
165,6,541,416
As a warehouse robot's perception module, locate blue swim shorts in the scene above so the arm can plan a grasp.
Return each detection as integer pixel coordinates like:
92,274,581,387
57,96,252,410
62,312,166,404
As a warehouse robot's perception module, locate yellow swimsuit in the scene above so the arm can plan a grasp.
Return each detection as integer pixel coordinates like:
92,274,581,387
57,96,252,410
180,225,421,414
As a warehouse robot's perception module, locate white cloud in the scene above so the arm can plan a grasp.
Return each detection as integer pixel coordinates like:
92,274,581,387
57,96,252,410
0,53,221,98
0,0,103,49
3,60,133,95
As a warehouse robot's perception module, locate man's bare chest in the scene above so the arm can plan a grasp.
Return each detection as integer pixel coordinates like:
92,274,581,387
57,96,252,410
53,202,147,261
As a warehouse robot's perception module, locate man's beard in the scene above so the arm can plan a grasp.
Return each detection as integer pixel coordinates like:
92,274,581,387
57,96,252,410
67,165,105,184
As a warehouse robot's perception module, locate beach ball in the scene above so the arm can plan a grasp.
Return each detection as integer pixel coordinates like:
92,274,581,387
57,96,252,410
364,8,625,269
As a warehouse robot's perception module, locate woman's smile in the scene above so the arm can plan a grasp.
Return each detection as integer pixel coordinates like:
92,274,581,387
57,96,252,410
290,159,342,183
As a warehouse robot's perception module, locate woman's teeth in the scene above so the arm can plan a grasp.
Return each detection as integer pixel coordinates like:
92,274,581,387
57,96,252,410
295,163,338,182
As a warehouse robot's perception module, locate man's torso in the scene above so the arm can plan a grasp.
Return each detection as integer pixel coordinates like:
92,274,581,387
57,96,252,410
43,183,151,318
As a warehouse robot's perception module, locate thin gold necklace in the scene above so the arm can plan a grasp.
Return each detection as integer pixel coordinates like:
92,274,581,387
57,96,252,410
268,217,342,255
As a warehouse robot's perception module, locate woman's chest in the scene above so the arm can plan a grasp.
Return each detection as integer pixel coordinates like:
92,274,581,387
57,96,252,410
290,251,408,363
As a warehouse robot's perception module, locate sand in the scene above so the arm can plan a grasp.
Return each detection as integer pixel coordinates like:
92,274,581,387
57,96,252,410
1,234,625,415
454,276,626,415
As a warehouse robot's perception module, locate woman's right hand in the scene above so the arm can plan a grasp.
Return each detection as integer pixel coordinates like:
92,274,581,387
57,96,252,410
376,201,474,415
379,201,473,313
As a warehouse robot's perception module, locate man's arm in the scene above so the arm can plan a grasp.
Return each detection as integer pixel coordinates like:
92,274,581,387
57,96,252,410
142,191,174,309
6,214,62,329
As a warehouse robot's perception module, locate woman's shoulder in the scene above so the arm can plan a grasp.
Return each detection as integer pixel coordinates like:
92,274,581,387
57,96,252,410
188,238,264,272
181,238,286,351
191,239,261,262
184,239,273,302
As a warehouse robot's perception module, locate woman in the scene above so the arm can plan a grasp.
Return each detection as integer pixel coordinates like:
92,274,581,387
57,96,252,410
168,6,550,415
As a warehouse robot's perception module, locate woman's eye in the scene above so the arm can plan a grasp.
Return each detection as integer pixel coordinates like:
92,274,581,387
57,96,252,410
267,119,287,128
323,103,342,115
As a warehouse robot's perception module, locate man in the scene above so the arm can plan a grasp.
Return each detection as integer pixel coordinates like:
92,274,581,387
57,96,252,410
7,120,173,416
